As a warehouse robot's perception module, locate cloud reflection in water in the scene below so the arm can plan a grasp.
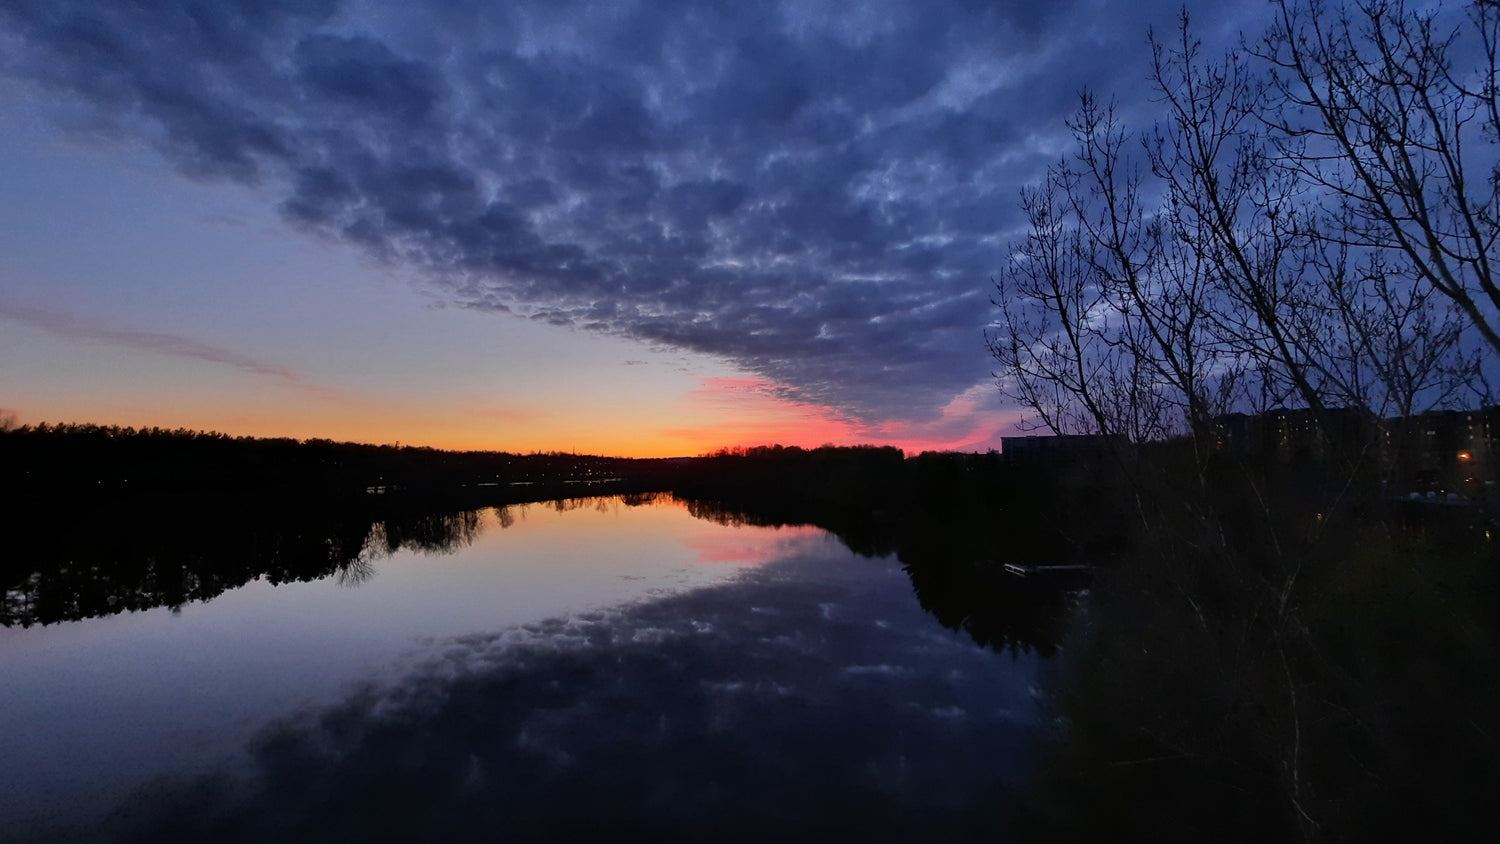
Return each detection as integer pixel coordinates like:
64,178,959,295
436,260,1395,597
113,543,1038,841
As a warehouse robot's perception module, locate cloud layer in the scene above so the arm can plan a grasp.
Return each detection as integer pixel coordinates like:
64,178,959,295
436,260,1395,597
0,0,1252,426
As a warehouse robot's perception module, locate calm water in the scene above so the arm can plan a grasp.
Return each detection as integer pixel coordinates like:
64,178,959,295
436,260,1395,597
1,495,1041,841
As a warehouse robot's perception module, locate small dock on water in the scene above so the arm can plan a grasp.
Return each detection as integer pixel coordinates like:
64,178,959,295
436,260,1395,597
1001,563,1092,580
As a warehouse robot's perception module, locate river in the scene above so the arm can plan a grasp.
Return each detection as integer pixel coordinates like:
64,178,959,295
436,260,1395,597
1,493,1045,841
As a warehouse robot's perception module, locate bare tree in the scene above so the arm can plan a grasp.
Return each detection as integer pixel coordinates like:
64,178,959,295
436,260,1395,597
1069,93,1219,444
989,94,1204,444
991,15,1330,448
993,8,1500,837
1146,14,1342,421
989,174,1122,437
1306,233,1479,417
993,5,1492,448
1258,0,1500,357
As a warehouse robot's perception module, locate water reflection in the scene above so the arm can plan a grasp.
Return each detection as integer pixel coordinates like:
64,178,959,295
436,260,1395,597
4,491,1085,662
105,543,1035,843
4,493,1079,836
2,495,681,628
367,508,483,557
4,494,795,836
680,495,1083,657
0,493,1048,842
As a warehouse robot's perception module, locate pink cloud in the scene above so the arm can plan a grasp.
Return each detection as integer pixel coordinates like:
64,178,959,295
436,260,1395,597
680,523,824,564
673,375,1022,455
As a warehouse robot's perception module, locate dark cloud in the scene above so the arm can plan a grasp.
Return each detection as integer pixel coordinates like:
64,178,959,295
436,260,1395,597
294,34,445,122
0,0,1258,425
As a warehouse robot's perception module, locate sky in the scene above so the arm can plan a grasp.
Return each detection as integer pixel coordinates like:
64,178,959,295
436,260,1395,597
0,0,1265,457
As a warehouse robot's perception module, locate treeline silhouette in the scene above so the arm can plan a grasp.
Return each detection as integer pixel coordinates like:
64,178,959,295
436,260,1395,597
3,424,992,510
0,424,680,628
0,422,666,503
677,448,1122,656
1,425,1107,657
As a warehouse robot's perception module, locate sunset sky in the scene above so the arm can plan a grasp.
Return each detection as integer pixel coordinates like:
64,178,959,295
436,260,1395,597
0,0,1263,457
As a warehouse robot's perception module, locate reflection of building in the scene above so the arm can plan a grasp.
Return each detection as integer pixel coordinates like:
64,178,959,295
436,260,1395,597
1212,407,1499,496
1000,434,1124,464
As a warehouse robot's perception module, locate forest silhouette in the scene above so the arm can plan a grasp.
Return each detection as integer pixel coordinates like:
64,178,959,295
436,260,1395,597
2,425,1092,658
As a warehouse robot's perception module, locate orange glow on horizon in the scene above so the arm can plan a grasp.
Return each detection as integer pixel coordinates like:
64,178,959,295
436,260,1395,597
5,374,1014,458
